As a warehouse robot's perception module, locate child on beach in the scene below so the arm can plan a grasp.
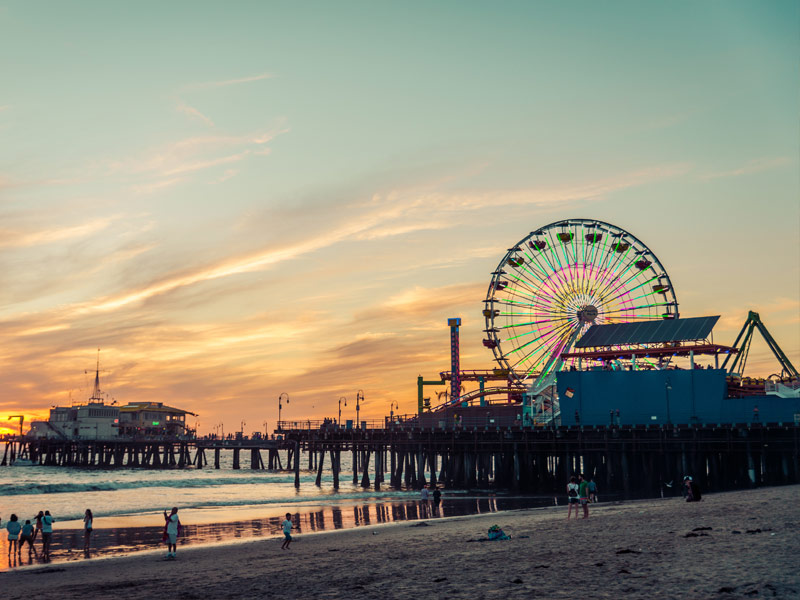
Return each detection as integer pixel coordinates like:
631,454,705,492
281,513,294,550
578,474,590,518
33,511,43,542
20,520,35,555
163,507,180,559
84,509,93,552
6,514,21,555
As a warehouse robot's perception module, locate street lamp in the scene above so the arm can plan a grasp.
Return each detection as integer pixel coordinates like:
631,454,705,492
278,393,289,430
338,397,347,428
263,421,268,438
356,389,364,429
665,378,672,425
389,401,399,425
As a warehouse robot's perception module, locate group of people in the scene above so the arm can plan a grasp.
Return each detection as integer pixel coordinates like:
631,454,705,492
3,510,70,560
566,474,597,519
419,484,443,516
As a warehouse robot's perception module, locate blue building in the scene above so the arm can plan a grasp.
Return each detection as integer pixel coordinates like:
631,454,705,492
557,368,800,427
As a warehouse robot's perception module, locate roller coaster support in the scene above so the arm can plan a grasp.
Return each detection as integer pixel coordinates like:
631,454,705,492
417,376,446,416
722,311,799,379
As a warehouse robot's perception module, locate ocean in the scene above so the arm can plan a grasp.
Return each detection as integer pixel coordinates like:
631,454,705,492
0,450,556,570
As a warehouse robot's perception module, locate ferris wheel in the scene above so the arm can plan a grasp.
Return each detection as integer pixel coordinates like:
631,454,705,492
483,219,679,386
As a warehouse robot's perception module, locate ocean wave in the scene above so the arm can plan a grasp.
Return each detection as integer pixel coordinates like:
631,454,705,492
0,474,315,496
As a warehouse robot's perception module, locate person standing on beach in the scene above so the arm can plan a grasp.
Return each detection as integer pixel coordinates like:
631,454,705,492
41,511,54,559
432,485,442,516
281,513,294,550
578,475,590,518
84,509,93,553
32,510,44,543
420,485,430,517
566,476,580,519
163,507,180,559
6,514,21,555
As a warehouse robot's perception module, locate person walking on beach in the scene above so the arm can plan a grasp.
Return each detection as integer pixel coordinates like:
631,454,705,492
6,514,21,555
84,509,93,553
281,513,294,550
432,485,442,516
20,520,35,557
578,474,590,518
41,510,55,559
588,477,598,503
420,484,430,517
566,476,580,519
163,507,180,559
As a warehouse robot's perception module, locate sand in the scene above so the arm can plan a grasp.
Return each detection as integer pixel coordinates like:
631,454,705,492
2,485,798,600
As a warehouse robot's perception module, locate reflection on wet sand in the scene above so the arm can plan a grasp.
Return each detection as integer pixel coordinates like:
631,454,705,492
0,495,550,571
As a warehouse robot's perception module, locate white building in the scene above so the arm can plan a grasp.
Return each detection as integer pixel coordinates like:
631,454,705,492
29,403,120,440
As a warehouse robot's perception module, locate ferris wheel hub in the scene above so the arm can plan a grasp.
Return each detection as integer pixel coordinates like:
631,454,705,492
577,305,599,323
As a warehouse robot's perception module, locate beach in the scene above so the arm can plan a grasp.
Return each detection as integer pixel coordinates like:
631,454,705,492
2,485,797,600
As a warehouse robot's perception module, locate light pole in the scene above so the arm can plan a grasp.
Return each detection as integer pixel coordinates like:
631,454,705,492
356,389,364,430
263,421,268,438
665,378,672,425
389,401,399,425
240,420,246,438
338,397,347,428
278,393,289,430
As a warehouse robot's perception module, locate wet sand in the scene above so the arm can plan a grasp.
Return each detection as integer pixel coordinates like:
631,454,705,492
2,485,797,600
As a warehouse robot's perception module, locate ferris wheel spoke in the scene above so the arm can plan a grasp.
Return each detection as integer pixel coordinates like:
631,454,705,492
505,320,575,371
598,273,659,308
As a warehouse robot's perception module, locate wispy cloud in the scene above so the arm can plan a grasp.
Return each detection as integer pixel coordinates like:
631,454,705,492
176,101,214,127
0,217,115,249
700,157,792,180
187,72,273,90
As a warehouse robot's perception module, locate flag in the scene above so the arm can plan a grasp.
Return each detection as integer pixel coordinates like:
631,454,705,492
565,387,574,398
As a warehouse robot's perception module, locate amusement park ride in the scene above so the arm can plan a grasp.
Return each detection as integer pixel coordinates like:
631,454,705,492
419,218,799,426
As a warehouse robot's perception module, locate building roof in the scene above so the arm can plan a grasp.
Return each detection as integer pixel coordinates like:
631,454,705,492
576,316,720,348
119,402,197,416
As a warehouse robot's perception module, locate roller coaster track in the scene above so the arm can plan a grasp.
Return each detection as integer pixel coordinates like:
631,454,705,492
430,385,526,412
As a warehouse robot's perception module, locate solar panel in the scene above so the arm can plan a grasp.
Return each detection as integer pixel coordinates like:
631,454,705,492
575,316,720,348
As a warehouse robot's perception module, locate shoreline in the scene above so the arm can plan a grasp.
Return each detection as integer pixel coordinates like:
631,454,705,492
2,485,798,599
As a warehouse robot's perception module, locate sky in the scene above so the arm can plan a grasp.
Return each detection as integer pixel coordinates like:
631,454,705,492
1,1,798,435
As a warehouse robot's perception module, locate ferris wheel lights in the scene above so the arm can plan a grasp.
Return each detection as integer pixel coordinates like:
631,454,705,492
635,259,652,270
495,281,509,290
529,240,547,250
614,242,630,253
557,232,574,243
585,233,602,243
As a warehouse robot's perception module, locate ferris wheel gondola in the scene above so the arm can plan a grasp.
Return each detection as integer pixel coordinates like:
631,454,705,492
483,219,679,388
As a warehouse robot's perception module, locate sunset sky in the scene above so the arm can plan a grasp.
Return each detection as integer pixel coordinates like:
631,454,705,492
1,1,798,435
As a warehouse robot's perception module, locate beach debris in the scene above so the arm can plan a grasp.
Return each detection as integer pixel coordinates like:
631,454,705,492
433,577,448,583
731,530,742,534
328,549,339,552
594,562,605,567
533,565,549,569
512,578,524,584
692,526,712,531
615,548,640,554
745,528,762,534
618,568,631,574
410,522,430,527
717,587,735,593
683,532,710,538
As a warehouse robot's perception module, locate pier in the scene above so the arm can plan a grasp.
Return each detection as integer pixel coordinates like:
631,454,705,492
3,421,798,498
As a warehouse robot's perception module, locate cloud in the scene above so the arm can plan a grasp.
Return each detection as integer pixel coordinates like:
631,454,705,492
0,217,115,249
700,157,792,180
176,101,215,127
186,72,273,90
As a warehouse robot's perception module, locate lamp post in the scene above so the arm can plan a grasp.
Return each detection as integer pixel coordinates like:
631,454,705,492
356,389,364,430
338,397,347,428
240,420,246,438
263,421,268,438
665,378,672,426
278,393,289,430
389,401,399,426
